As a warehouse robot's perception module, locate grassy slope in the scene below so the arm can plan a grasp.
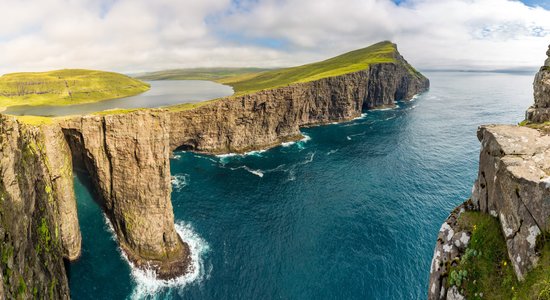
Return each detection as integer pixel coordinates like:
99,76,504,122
218,41,415,95
447,211,550,300
0,69,150,107
134,68,269,81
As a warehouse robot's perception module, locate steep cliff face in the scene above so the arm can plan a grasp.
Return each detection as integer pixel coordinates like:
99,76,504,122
428,46,550,300
472,125,548,278
169,61,428,154
525,45,550,123
0,116,74,299
62,111,189,279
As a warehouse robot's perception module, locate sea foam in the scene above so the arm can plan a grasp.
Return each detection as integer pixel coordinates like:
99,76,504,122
171,174,190,191
101,215,211,299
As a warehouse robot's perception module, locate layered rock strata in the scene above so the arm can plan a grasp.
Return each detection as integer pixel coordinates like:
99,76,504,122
168,61,428,153
0,116,73,299
62,112,189,279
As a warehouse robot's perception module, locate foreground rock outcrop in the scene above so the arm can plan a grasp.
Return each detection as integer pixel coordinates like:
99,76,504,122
428,45,550,300
0,43,429,296
0,116,74,299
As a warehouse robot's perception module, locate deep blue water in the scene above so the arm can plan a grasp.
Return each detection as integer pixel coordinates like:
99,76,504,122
3,80,233,116
69,71,533,299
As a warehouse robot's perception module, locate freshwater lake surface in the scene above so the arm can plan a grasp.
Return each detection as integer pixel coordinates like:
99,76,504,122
3,80,233,116
67,71,534,299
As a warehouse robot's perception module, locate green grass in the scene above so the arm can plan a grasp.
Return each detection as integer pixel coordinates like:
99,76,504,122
448,211,550,300
0,69,150,108
218,41,416,95
134,67,270,81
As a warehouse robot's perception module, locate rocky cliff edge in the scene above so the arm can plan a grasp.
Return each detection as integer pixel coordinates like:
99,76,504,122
428,45,550,300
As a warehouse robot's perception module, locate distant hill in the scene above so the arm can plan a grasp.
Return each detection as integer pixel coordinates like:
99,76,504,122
0,69,150,107
134,68,270,81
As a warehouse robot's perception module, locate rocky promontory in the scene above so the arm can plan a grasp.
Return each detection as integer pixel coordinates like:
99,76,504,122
0,42,428,297
428,45,550,299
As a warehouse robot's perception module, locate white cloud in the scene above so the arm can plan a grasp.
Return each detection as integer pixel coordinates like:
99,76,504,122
0,0,548,74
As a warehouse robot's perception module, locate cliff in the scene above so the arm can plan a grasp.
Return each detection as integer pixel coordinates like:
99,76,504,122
61,112,189,279
428,46,550,299
0,42,428,297
0,115,78,299
168,61,427,153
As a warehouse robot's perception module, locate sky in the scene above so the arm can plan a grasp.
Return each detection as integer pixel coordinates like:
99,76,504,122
0,0,549,74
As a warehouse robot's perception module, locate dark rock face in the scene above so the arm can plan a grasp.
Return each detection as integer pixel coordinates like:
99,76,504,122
169,62,429,154
0,116,72,299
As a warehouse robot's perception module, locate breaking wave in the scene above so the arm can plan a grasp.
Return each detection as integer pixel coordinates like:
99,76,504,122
171,174,190,191
101,215,211,299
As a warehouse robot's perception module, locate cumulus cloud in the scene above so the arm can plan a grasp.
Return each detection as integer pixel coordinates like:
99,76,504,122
0,0,549,74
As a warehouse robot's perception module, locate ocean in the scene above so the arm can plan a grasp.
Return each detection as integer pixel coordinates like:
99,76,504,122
68,71,534,299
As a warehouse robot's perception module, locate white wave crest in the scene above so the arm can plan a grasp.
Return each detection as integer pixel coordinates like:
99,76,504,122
327,149,338,155
281,141,295,147
229,166,264,177
353,113,368,120
130,222,211,299
300,134,311,143
101,216,211,300
171,174,190,191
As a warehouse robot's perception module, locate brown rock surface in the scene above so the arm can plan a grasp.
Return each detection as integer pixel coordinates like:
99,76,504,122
62,111,190,279
0,115,71,299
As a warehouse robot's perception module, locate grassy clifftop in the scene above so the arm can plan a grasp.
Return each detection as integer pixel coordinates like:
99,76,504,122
218,41,415,95
0,69,150,107
140,41,422,97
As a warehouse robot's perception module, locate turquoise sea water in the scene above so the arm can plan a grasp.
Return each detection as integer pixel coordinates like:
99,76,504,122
69,71,534,299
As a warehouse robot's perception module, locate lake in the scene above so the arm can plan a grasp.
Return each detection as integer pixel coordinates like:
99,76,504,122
3,80,234,116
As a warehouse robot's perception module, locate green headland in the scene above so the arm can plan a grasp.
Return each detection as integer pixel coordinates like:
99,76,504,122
139,41,421,97
1,41,420,117
0,69,150,108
